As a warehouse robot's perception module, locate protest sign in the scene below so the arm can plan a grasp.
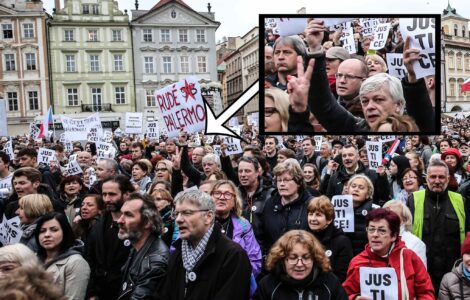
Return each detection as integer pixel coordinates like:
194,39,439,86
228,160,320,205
205,135,215,144
84,113,103,137
193,133,201,146
366,141,383,171
249,112,259,127
386,53,406,79
265,18,279,35
400,17,436,79
101,130,113,143
67,159,83,175
114,128,123,137
29,123,39,140
146,121,160,141
369,23,391,50
361,18,380,36
359,267,398,300
37,148,55,164
88,167,97,186
125,112,143,134
0,99,6,137
87,127,100,143
0,175,12,194
229,117,239,127
314,136,323,152
332,195,354,232
380,136,396,143
4,140,14,160
213,145,222,157
95,142,116,159
224,137,243,155
0,215,22,245
60,115,87,141
155,76,206,138
276,18,307,36
340,26,357,54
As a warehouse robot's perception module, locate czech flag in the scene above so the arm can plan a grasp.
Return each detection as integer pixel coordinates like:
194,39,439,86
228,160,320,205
462,78,470,93
38,106,53,139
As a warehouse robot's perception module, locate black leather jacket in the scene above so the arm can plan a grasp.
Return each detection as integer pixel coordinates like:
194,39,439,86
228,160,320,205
118,233,169,300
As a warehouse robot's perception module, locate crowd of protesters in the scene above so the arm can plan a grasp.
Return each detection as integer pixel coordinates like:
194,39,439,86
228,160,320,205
264,17,436,133
0,121,470,299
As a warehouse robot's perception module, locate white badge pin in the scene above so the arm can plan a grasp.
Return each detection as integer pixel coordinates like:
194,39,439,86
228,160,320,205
188,272,197,282
75,208,80,213
325,250,332,257
124,239,131,246
251,206,257,212
362,210,368,216
163,227,169,233
122,282,127,291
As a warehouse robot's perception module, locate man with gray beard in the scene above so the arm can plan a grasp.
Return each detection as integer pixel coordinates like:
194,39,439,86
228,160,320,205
85,175,134,300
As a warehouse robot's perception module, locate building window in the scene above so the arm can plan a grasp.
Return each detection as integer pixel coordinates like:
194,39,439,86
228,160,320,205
7,92,18,111
89,55,100,72
171,9,177,19
457,56,463,69
23,23,34,39
450,82,455,97
196,29,206,42
464,26,467,38
197,56,207,73
83,4,89,14
180,56,189,73
2,24,13,39
465,57,470,70
67,88,79,106
143,29,153,42
91,4,99,15
88,29,98,41
115,87,126,104
178,29,188,42
114,54,124,71
448,55,454,68
65,55,76,72
64,29,74,41
454,24,458,36
5,54,15,71
144,57,154,73
28,91,39,110
25,53,36,70
112,29,122,41
162,56,172,73
146,89,156,107
91,88,102,106
160,29,170,42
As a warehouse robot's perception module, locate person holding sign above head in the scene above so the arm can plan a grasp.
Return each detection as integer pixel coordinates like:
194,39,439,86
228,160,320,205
253,230,348,300
343,208,434,300
307,196,353,282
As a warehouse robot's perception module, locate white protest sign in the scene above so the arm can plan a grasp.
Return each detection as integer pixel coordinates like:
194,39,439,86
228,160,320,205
366,141,383,171
101,130,113,143
400,18,436,79
125,113,143,134
229,117,239,127
0,175,12,193
380,136,396,143
64,141,73,153
206,135,215,144
146,121,160,141
276,18,307,36
386,53,406,79
193,133,201,146
67,159,83,175
37,148,55,165
95,141,115,159
224,137,243,155
360,267,398,300
114,128,123,137
88,167,97,186
265,18,279,35
332,195,354,232
369,23,391,50
4,140,14,160
61,115,87,141
213,145,222,157
155,76,206,138
340,26,357,54
87,127,100,143
29,123,39,140
249,112,259,127
84,113,103,137
0,215,22,245
314,136,323,152
361,18,380,36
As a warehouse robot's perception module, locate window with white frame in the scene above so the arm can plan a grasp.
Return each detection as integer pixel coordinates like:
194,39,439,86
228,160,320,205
114,54,124,71
91,4,99,15
178,29,188,42
112,29,122,41
25,53,36,70
65,55,76,72
162,56,172,73
2,24,13,39
89,55,100,72
466,57,470,70
450,82,455,97
5,54,15,71
160,29,170,42
23,23,34,39
88,29,98,41
28,91,39,110
180,56,189,73
144,57,154,73
197,56,207,73
91,88,102,106
64,29,74,41
115,87,126,104
143,29,153,42
83,4,89,14
7,92,18,111
67,88,79,106
146,89,156,107
196,29,206,43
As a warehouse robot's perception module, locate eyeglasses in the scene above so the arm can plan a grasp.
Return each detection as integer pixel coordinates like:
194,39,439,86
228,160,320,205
212,191,235,200
335,73,364,81
156,168,168,172
265,107,278,117
276,178,295,184
171,209,209,219
366,227,389,235
285,256,313,265
402,176,418,181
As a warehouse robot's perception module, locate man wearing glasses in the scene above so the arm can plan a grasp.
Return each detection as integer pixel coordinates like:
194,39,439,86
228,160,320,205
162,190,251,300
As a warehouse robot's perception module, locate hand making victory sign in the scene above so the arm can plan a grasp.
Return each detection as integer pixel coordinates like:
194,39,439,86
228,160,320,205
287,56,315,113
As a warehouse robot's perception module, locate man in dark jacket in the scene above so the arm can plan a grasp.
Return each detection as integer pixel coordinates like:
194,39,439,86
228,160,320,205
162,190,251,300
117,193,169,300
299,137,327,173
409,159,470,293
86,175,134,300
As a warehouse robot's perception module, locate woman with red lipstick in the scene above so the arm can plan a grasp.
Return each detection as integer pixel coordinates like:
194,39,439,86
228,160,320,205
343,208,434,300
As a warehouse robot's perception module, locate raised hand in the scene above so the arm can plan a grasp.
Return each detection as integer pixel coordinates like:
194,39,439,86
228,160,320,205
403,36,420,83
171,146,182,170
287,56,315,113
305,19,325,51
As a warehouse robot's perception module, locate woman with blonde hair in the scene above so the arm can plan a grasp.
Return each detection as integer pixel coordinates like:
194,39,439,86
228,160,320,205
0,244,39,277
365,54,388,77
265,87,289,132
16,194,54,252
254,230,347,299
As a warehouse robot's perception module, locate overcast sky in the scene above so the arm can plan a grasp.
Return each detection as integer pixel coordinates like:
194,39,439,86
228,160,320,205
42,0,470,42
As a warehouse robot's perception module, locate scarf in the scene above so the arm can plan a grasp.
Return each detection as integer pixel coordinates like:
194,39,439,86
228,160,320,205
463,264,470,281
181,223,214,283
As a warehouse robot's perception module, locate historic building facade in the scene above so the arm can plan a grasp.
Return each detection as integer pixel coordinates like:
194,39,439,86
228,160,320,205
239,26,259,117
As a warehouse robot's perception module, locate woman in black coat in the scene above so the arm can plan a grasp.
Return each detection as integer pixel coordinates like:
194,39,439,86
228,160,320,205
307,196,353,282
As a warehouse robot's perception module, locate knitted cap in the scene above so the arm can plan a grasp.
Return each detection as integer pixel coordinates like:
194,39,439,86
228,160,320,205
462,233,470,255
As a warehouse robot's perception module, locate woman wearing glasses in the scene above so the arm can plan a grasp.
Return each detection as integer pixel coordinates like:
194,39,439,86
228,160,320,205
343,208,434,300
265,87,289,132
210,179,262,277
395,168,424,205
254,230,347,299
